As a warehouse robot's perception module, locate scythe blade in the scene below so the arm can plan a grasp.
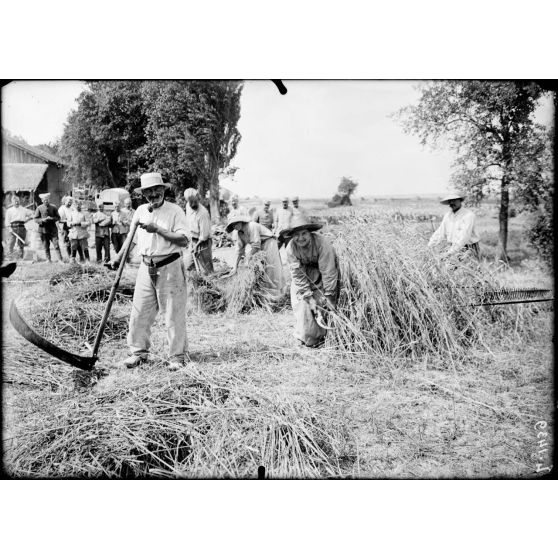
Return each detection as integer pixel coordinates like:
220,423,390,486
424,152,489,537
9,300,97,371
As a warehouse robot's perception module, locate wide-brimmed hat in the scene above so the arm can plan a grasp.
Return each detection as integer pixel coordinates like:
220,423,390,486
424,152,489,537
281,196,289,202
138,172,166,190
225,213,251,233
281,214,323,237
292,196,299,202
440,190,465,205
39,193,50,201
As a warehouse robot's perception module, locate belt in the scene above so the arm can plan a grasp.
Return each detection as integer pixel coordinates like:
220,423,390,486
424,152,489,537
142,252,181,268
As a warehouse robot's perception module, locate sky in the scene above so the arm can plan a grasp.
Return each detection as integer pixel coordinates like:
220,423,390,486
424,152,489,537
1,80,554,199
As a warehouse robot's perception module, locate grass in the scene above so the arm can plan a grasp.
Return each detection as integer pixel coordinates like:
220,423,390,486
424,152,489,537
2,199,553,479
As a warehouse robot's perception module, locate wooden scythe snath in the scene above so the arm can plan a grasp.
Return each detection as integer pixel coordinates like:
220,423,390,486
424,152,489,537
9,220,140,371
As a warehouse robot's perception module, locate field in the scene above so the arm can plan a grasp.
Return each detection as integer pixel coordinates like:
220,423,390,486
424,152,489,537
1,197,554,478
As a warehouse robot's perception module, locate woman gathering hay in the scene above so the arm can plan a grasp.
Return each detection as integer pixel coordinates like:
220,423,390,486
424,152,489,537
225,214,285,299
283,215,340,348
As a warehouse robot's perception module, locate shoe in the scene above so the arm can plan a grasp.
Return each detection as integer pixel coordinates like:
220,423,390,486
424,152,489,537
123,354,148,368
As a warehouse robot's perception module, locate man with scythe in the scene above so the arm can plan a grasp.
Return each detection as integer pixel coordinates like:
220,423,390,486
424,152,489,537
109,172,189,370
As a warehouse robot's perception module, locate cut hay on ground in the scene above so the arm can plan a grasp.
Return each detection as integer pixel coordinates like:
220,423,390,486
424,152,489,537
327,218,541,358
6,364,356,478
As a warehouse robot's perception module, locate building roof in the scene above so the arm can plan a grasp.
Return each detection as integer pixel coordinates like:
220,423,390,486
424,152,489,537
3,163,48,192
3,137,64,165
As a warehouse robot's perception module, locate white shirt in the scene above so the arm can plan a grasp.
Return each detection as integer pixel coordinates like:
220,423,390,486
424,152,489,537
273,206,293,234
5,206,33,226
186,203,211,241
428,207,480,255
131,201,188,257
57,205,74,223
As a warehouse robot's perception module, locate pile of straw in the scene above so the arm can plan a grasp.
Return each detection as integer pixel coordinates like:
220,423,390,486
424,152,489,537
25,298,130,354
6,365,354,478
189,253,289,314
49,264,107,286
327,218,519,358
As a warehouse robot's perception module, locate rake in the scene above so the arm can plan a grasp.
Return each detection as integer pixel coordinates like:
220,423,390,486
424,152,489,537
471,288,554,306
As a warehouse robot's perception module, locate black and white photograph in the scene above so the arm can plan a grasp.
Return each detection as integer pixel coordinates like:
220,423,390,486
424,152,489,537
1,79,554,479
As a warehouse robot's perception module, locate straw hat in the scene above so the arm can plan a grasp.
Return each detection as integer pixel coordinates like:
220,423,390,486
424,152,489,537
292,196,299,202
225,213,251,233
440,190,465,205
39,193,50,202
281,214,323,237
281,196,289,202
264,200,271,206
138,172,166,190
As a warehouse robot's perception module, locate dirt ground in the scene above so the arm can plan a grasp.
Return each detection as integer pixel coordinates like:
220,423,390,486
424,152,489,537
2,242,554,478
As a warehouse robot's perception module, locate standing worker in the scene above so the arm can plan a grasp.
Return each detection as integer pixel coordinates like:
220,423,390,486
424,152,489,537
229,194,247,219
34,193,64,263
291,196,308,218
111,201,131,255
4,195,33,260
284,215,339,348
273,196,293,250
57,195,75,261
252,200,274,229
428,190,481,259
184,188,214,274
91,202,112,264
108,172,189,370
68,200,91,263
226,214,285,296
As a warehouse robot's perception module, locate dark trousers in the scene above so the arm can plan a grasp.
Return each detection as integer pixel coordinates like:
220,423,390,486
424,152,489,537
112,232,126,254
8,225,27,257
40,230,61,261
95,235,111,263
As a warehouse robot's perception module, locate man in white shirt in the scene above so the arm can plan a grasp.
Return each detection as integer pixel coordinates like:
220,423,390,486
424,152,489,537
428,190,481,258
5,195,33,259
110,172,189,370
273,197,293,250
57,196,75,261
291,196,308,218
183,187,214,274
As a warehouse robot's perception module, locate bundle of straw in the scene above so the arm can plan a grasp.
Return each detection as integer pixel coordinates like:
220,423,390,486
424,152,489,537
222,252,287,314
188,253,289,315
6,365,355,478
327,218,512,358
49,264,107,286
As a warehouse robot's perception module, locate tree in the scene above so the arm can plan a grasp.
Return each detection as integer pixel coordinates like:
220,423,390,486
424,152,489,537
328,176,358,207
58,81,242,221
184,81,243,222
395,81,551,261
59,81,147,189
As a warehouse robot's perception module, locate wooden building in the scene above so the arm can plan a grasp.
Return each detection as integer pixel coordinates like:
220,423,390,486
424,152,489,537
2,137,70,208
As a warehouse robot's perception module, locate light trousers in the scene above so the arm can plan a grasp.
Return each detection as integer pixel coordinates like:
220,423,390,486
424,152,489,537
127,258,188,360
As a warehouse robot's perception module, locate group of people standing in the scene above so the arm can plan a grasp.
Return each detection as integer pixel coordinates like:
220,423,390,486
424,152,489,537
3,192,135,264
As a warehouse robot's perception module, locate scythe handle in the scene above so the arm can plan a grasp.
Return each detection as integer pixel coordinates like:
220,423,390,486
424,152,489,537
91,219,140,359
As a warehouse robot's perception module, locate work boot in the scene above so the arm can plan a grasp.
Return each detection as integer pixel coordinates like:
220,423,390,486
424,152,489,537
123,354,148,368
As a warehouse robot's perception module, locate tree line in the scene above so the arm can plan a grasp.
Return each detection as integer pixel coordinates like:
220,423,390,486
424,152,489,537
58,81,242,221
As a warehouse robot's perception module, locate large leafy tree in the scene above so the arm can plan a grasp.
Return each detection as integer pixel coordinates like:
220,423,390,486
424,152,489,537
59,81,147,189
184,81,243,221
59,80,242,220
395,81,552,261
